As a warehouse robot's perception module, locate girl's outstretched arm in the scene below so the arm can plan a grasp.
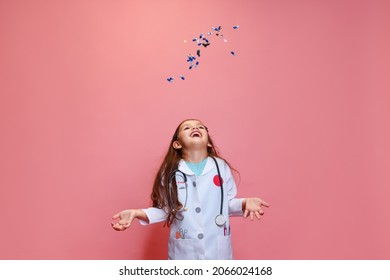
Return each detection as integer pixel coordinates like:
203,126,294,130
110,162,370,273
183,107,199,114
111,209,149,231
242,198,270,221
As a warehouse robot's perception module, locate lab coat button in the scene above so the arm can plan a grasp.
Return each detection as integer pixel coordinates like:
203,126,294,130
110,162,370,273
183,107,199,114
198,233,204,239
195,207,201,213
192,181,196,187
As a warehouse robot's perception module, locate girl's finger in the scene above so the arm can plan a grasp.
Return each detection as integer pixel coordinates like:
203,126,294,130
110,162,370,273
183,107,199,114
261,200,270,207
112,213,121,219
250,211,254,221
244,210,249,218
255,211,261,220
112,224,121,231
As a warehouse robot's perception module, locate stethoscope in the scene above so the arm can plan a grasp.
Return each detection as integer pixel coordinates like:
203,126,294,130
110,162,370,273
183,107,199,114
168,156,226,227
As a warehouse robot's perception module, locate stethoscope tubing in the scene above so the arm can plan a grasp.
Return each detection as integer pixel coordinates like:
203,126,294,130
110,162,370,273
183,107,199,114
168,169,188,213
168,156,225,224
210,156,224,216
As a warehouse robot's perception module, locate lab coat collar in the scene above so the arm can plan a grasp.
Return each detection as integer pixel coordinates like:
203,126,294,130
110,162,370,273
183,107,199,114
178,156,217,176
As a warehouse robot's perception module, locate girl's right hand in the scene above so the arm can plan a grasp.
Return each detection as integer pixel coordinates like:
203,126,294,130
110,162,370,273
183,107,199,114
111,209,139,231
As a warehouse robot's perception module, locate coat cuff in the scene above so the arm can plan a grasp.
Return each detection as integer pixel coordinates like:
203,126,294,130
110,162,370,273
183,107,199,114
139,207,167,225
229,198,244,216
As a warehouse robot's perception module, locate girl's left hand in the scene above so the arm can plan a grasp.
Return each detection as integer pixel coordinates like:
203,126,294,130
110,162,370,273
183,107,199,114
243,198,270,221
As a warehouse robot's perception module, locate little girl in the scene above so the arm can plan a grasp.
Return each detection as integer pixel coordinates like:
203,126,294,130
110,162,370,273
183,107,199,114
112,119,269,260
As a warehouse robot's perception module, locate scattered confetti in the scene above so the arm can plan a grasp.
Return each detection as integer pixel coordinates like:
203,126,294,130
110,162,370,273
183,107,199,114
167,24,240,83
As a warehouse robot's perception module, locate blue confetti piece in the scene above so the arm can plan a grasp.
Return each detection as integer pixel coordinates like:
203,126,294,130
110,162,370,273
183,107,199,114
167,77,174,82
189,65,193,70
192,38,197,42
180,75,185,80
187,55,196,62
230,51,236,56
233,25,240,29
196,61,199,66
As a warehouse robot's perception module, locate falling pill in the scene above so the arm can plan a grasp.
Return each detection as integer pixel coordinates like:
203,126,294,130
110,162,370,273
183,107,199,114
180,75,185,80
233,25,240,29
230,51,236,56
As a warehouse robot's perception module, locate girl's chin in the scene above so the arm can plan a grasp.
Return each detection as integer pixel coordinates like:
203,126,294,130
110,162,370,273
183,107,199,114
184,141,208,149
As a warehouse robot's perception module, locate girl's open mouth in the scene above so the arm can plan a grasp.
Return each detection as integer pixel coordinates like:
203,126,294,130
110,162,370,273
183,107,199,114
190,131,201,137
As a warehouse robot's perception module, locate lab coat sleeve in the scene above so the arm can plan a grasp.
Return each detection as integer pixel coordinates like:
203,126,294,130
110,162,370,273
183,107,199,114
224,162,244,217
139,207,167,225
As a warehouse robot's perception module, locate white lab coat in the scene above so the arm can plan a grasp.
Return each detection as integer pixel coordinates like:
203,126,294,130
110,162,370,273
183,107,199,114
140,157,243,260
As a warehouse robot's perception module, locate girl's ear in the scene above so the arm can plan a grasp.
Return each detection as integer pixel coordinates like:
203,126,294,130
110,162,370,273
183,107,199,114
207,142,212,147
173,141,182,149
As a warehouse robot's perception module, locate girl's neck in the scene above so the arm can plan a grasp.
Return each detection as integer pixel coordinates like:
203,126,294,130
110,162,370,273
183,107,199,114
182,149,208,163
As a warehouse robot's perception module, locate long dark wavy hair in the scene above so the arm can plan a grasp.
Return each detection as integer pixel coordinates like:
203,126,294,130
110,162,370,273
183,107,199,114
151,119,237,227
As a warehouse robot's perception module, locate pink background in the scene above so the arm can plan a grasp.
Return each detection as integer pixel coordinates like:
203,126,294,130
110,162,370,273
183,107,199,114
1,0,389,259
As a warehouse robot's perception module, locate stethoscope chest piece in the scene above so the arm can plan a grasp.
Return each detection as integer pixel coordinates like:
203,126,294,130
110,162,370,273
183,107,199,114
215,214,226,227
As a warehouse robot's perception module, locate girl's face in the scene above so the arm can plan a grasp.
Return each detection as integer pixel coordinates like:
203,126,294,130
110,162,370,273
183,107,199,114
173,120,211,150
